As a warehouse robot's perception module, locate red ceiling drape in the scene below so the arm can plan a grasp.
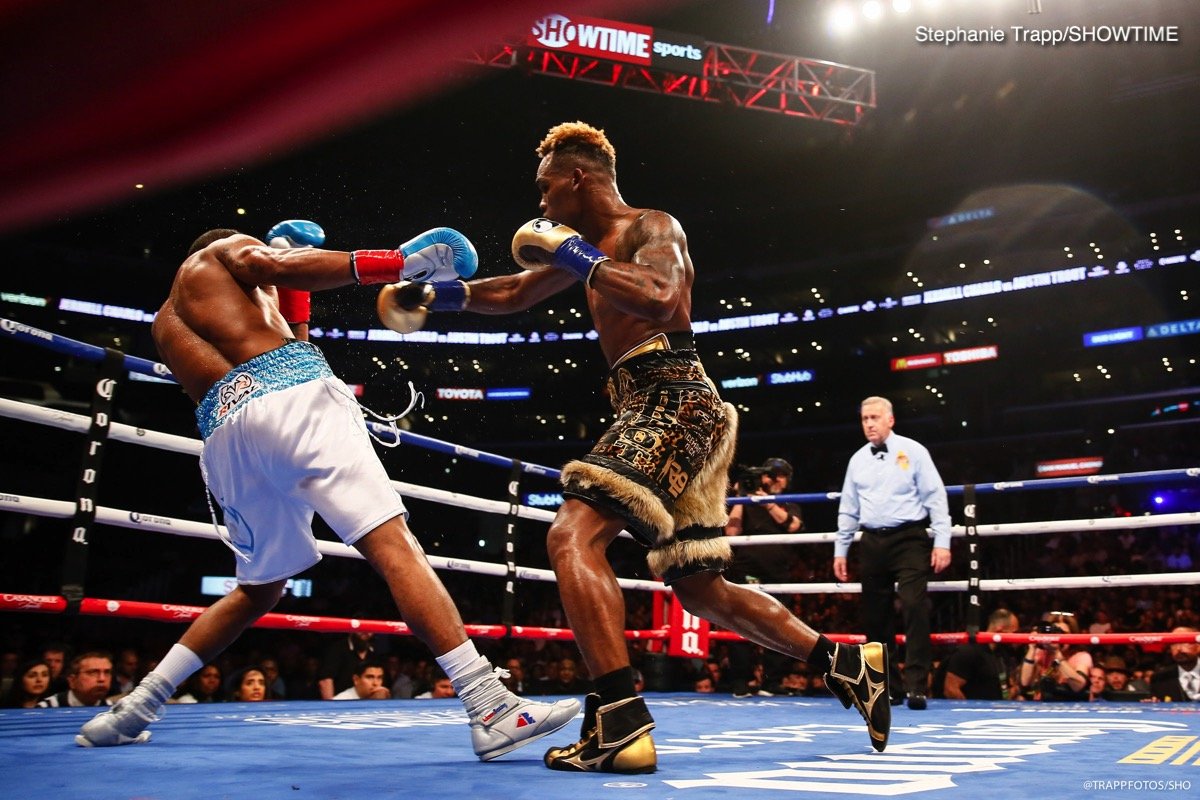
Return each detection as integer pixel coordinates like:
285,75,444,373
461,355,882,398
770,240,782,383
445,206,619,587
0,0,662,233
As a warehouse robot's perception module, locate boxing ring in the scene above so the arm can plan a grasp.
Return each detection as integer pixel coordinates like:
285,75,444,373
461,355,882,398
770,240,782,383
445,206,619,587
2,317,1199,799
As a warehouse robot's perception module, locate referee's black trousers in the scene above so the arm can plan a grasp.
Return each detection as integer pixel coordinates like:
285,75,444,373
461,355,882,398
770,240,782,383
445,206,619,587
858,526,933,697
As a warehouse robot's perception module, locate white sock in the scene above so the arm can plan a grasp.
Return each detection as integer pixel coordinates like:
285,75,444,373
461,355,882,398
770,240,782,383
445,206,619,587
435,639,489,684
150,643,204,693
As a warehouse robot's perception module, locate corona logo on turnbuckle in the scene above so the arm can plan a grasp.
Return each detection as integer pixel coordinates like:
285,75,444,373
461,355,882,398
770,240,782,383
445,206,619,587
216,372,258,418
95,378,116,400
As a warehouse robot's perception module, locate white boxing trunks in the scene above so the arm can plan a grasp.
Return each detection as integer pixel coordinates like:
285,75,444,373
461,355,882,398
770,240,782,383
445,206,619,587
195,341,407,584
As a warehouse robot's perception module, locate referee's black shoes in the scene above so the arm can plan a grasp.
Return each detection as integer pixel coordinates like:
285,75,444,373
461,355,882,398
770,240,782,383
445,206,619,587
825,642,891,752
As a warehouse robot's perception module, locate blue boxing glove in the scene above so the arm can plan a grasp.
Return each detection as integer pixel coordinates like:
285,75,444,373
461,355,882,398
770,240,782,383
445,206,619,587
265,219,326,249
264,219,324,325
511,218,610,285
351,227,478,285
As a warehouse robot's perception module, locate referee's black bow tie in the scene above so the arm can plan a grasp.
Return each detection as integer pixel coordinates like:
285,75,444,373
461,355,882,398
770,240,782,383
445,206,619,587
871,443,888,456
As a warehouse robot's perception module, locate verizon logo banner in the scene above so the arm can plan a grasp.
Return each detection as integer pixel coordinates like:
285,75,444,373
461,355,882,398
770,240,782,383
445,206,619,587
529,14,707,75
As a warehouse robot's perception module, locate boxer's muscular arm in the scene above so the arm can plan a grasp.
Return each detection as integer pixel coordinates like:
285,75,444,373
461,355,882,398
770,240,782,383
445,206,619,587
463,268,578,314
588,211,685,323
211,236,357,292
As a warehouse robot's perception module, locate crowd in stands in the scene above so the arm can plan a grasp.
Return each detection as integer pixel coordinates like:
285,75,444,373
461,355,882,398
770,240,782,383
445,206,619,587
3,587,1196,709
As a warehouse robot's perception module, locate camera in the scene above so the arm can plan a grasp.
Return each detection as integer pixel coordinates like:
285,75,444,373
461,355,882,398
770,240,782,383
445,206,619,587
732,464,769,496
1034,622,1060,635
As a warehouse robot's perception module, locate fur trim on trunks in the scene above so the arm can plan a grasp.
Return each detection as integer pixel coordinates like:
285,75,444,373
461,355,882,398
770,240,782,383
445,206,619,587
646,535,732,579
561,459,675,543
561,402,741,579
673,402,739,530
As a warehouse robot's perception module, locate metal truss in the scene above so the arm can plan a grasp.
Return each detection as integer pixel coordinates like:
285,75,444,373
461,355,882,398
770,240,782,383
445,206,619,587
466,41,875,126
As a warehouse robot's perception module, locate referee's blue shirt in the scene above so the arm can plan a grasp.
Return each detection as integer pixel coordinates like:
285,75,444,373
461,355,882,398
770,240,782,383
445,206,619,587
835,432,951,558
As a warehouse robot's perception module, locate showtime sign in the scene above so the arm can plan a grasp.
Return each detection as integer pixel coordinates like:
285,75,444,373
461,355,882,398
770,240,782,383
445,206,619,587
531,14,653,64
529,14,707,74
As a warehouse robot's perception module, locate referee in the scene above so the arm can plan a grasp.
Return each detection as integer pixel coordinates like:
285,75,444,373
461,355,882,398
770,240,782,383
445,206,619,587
832,396,951,710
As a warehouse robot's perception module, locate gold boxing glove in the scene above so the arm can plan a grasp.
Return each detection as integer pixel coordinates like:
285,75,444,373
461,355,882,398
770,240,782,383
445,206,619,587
511,218,609,284
376,280,469,334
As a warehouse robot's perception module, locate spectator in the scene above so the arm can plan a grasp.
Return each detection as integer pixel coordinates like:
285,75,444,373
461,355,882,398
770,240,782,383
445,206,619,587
725,457,803,697
415,672,456,699
318,631,377,700
943,609,1020,700
1150,627,1200,702
259,657,286,700
1101,656,1149,696
1017,611,1091,701
385,655,415,700
2,658,52,708
775,669,810,697
287,654,322,700
332,660,390,700
227,666,267,702
1088,611,1113,635
113,648,141,695
42,643,69,694
500,657,528,695
1087,667,1107,701
37,651,115,708
704,659,733,694
174,664,223,704
538,657,590,696
693,676,715,693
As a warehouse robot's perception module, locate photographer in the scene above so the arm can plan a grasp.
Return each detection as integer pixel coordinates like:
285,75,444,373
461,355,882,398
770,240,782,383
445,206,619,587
1017,611,1092,701
723,458,803,696
726,459,803,536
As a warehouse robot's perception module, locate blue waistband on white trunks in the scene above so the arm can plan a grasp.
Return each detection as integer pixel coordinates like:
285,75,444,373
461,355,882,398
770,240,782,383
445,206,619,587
195,340,334,439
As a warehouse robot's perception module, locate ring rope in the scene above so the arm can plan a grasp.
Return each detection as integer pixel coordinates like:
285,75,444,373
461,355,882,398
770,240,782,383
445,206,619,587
2,594,1193,648
2,395,1196,595
3,318,1197,655
0,492,666,593
4,398,1195,541
6,318,1198,497
3,492,1195,596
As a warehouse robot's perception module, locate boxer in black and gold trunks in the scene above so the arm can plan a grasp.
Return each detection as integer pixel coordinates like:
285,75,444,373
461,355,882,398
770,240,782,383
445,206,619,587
563,333,736,586
377,121,893,771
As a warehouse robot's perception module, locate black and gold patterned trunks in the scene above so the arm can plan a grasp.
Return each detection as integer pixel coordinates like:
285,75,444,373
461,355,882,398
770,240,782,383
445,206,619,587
561,332,737,584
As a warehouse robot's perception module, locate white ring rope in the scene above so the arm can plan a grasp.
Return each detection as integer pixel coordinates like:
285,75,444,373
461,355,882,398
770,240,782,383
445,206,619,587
2,396,1196,596
0,491,667,593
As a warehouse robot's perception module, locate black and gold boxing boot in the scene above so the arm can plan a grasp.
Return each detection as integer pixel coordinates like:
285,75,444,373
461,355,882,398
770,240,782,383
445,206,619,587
544,693,657,773
825,641,891,752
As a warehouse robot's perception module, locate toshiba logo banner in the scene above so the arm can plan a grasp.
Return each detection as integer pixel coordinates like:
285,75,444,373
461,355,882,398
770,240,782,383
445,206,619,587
529,14,707,75
891,345,999,371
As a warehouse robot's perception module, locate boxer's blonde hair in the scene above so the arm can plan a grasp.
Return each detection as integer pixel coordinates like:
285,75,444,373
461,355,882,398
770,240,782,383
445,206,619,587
537,121,616,177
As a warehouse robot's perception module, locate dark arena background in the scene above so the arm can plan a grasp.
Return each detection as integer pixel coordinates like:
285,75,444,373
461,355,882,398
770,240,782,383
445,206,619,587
1,2,1198,798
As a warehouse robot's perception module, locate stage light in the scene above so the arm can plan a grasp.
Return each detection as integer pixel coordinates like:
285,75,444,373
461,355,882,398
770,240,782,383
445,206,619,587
829,4,856,35
863,1,884,20
893,0,912,11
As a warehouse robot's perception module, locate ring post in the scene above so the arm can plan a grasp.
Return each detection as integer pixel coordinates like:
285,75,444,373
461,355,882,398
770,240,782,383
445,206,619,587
62,347,125,614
